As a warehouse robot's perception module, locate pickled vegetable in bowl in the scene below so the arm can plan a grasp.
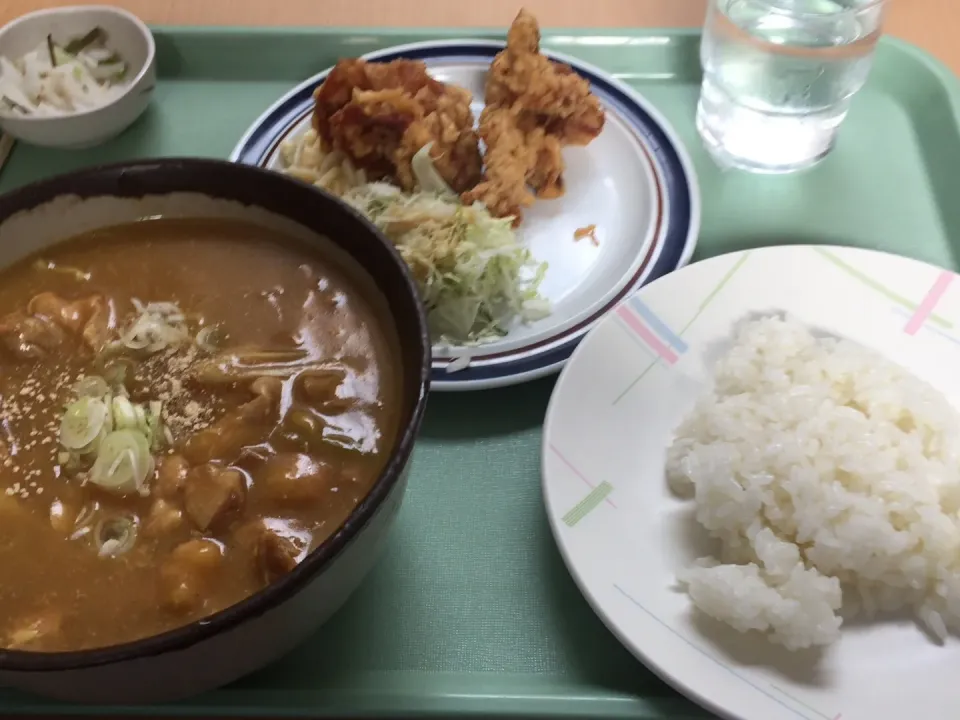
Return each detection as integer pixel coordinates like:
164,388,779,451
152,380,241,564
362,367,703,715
0,27,131,117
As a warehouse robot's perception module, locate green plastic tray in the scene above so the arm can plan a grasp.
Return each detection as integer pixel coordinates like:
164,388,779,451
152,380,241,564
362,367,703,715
0,25,958,719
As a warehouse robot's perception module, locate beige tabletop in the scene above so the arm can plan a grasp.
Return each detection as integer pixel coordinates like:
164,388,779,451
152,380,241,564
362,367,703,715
0,0,958,74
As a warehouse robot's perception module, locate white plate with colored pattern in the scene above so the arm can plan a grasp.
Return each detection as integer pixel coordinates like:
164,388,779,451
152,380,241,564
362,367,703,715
542,245,960,720
230,40,700,391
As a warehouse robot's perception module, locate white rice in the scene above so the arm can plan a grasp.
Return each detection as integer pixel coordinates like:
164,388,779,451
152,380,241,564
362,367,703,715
667,315,960,650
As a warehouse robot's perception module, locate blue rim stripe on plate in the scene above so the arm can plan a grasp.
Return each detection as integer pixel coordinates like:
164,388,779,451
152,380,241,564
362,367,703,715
231,42,698,388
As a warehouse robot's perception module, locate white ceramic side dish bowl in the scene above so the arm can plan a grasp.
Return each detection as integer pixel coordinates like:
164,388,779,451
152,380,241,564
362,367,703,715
0,5,155,149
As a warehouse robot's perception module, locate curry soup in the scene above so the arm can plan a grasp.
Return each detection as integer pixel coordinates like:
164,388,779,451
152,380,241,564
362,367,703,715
0,217,403,652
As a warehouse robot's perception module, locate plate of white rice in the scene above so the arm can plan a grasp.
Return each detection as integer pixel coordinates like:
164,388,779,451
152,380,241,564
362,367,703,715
542,245,960,720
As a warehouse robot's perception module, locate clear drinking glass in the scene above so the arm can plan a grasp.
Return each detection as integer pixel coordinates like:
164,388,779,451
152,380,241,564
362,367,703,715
696,0,888,173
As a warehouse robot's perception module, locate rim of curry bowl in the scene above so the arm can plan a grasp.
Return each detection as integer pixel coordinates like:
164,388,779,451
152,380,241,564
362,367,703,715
0,157,432,672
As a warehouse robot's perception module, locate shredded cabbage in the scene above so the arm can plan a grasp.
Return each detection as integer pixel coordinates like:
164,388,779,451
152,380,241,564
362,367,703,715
343,183,550,345
411,143,455,197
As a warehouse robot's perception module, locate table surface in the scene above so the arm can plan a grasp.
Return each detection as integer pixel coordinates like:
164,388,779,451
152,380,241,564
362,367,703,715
0,0,958,74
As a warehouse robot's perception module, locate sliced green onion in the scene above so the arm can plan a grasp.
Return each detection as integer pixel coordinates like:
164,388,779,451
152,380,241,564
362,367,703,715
95,514,138,557
134,403,147,431
102,390,114,433
76,427,108,456
111,396,138,431
72,375,109,399
101,356,135,388
73,503,97,531
144,401,164,450
89,430,152,495
60,397,107,450
196,325,225,354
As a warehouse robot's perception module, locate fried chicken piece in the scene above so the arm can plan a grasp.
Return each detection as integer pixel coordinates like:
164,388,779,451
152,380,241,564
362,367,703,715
462,9,606,224
465,106,567,219
486,10,605,142
312,58,482,194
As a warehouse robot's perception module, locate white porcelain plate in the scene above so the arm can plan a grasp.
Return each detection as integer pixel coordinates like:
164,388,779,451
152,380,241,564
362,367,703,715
230,40,700,391
542,245,960,720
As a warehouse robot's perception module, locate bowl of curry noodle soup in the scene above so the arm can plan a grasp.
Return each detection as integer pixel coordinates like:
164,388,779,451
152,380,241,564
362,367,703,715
0,158,430,703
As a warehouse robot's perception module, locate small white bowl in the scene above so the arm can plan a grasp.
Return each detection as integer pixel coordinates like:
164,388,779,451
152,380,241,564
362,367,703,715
0,5,155,149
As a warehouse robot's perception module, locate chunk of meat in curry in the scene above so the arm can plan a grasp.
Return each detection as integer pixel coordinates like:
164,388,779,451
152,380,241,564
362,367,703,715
183,464,246,532
0,219,403,652
0,291,111,359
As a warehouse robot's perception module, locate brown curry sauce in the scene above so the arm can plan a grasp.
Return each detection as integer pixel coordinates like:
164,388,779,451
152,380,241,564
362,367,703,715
0,218,403,652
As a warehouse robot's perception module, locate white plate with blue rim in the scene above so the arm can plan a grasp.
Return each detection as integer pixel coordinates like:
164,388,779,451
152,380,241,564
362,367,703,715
542,244,960,720
230,40,700,391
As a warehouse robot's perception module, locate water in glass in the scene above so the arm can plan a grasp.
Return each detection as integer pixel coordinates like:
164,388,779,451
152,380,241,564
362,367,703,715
697,0,886,173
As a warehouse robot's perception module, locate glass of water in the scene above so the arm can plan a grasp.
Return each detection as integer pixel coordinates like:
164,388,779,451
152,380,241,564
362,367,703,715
696,0,888,173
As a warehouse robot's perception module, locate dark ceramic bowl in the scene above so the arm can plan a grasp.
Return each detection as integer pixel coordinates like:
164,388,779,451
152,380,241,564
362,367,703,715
0,158,431,703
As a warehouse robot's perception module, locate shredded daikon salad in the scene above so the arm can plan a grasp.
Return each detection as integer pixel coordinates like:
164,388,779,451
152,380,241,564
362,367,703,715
0,27,130,117
344,181,549,347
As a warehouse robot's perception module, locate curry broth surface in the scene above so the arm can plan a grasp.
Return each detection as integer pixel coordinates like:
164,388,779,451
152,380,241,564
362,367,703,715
0,218,403,651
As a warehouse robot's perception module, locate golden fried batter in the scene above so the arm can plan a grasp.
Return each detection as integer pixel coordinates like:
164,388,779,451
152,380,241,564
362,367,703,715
462,9,606,224
312,58,482,194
